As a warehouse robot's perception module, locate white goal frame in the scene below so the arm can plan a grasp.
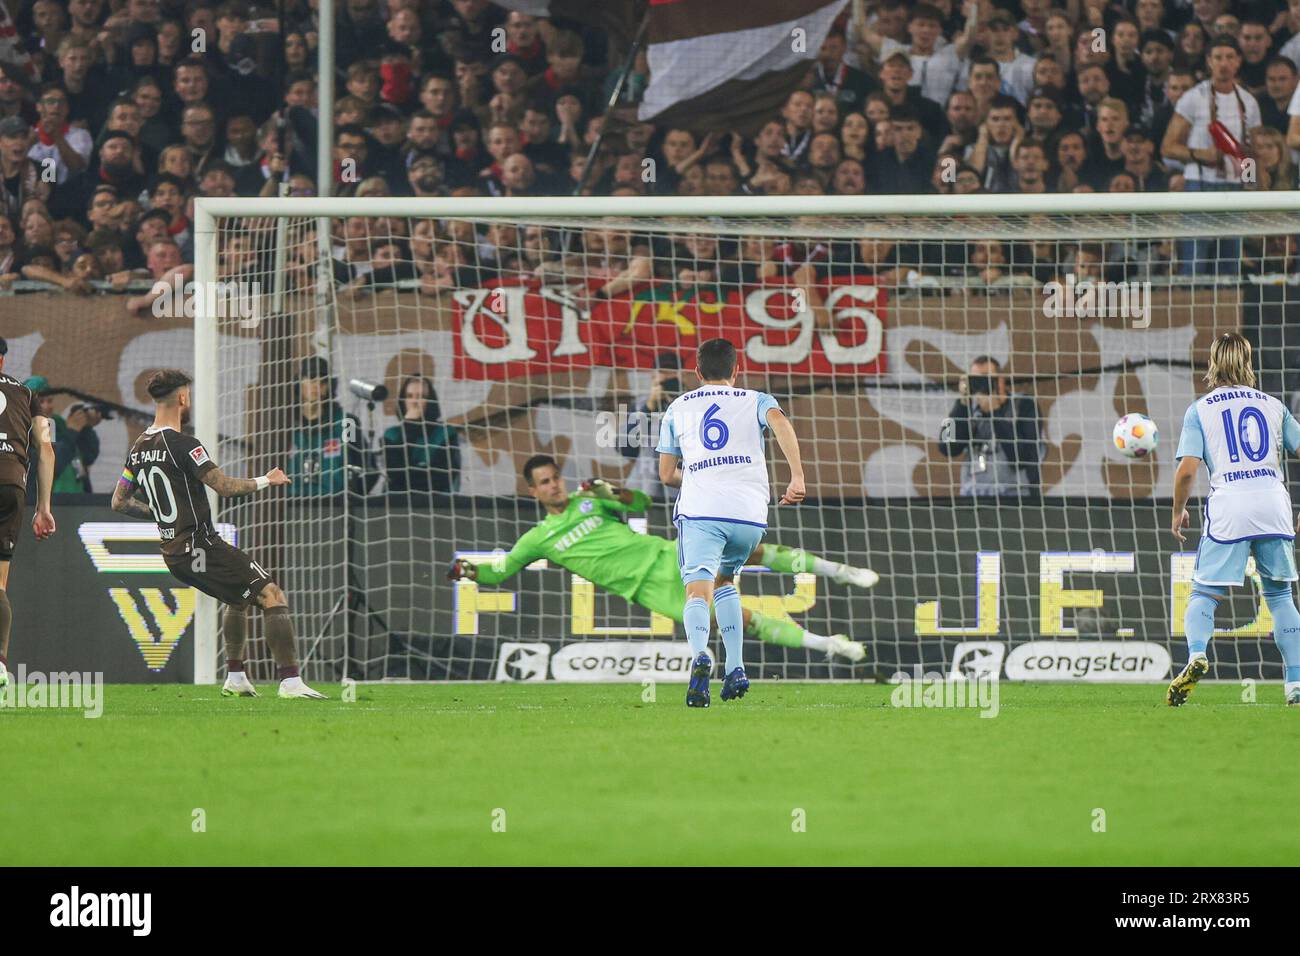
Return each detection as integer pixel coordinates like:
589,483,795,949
191,190,1300,684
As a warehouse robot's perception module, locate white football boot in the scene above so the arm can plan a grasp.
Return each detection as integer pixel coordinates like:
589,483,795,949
221,672,258,697
827,634,868,663
833,564,880,590
278,676,328,699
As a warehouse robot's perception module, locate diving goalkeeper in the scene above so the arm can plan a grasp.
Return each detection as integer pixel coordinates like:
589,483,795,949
446,454,877,663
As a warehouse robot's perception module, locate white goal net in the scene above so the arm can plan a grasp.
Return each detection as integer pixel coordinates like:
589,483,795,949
193,194,1300,685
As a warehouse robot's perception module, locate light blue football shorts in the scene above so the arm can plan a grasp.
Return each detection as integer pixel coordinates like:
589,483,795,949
1194,535,1298,587
674,517,766,584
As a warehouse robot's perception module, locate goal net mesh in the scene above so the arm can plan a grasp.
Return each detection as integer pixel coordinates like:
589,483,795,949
201,205,1300,684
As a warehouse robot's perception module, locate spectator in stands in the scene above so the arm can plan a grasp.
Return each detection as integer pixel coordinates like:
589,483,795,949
839,111,870,163
968,239,1010,284
1010,138,1050,193
1151,68,1196,154
1253,126,1295,189
1178,21,1210,76
179,102,219,172
1025,86,1065,143
0,116,50,222
1162,35,1262,274
383,375,461,497
130,76,172,156
703,157,740,196
92,131,146,202
811,27,873,112
1237,18,1273,93
985,11,1037,104
1138,31,1176,130
1120,127,1170,191
0,64,33,125
84,227,135,288
868,104,935,193
0,214,17,286
146,172,190,253
781,89,814,163
1107,18,1146,109
1082,97,1130,188
1261,57,1298,134
829,158,866,195
51,218,85,271
965,57,1004,125
55,37,105,130
968,95,1022,192
5,0,1297,308
877,51,945,135
937,356,1042,498
29,84,91,188
807,131,842,188
126,236,191,315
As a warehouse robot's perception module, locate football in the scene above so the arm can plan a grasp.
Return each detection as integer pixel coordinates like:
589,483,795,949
1113,413,1159,458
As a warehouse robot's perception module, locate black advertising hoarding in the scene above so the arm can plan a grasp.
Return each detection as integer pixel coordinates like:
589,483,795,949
8,498,1286,683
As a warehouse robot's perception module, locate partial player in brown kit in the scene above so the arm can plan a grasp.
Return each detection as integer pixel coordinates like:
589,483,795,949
0,337,57,690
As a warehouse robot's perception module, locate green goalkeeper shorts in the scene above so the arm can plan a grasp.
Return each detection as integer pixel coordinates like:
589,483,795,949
631,546,688,623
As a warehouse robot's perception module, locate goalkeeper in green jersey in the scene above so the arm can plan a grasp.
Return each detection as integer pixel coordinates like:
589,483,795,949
446,454,878,663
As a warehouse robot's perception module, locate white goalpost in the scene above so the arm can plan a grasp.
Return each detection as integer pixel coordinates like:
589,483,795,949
193,191,1300,685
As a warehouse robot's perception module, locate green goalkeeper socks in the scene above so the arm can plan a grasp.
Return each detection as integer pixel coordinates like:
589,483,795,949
758,544,837,577
747,610,833,653
747,610,805,648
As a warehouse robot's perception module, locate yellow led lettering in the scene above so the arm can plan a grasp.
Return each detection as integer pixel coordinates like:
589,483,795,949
108,587,193,670
739,571,817,623
570,575,674,635
1039,552,1135,636
915,552,1001,636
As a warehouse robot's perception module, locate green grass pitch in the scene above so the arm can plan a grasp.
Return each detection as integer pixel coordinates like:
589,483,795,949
5,681,1298,866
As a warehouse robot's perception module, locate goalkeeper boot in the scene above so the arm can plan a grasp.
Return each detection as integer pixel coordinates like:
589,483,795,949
686,653,712,708
720,667,749,701
827,635,867,664
278,676,328,700
1286,683,1300,707
0,660,8,691
1166,653,1210,707
221,672,258,697
833,564,880,590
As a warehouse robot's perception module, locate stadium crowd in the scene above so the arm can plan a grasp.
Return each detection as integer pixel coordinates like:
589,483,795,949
0,0,1298,295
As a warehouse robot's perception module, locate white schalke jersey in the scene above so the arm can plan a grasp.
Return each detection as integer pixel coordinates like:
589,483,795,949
1176,386,1300,542
656,386,779,527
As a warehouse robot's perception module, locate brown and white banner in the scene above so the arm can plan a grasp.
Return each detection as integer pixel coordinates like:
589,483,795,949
3,286,1236,501
637,0,849,132
0,0,35,79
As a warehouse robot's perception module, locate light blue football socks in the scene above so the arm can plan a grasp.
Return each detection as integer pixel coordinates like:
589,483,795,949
713,584,743,674
683,596,711,658
1184,585,1226,656
1262,579,1300,683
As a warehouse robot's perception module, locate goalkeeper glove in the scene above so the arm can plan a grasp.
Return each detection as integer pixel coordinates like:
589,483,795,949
576,477,619,500
446,557,477,582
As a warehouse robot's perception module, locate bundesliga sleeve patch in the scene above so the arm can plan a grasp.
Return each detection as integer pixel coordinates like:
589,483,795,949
189,445,210,466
